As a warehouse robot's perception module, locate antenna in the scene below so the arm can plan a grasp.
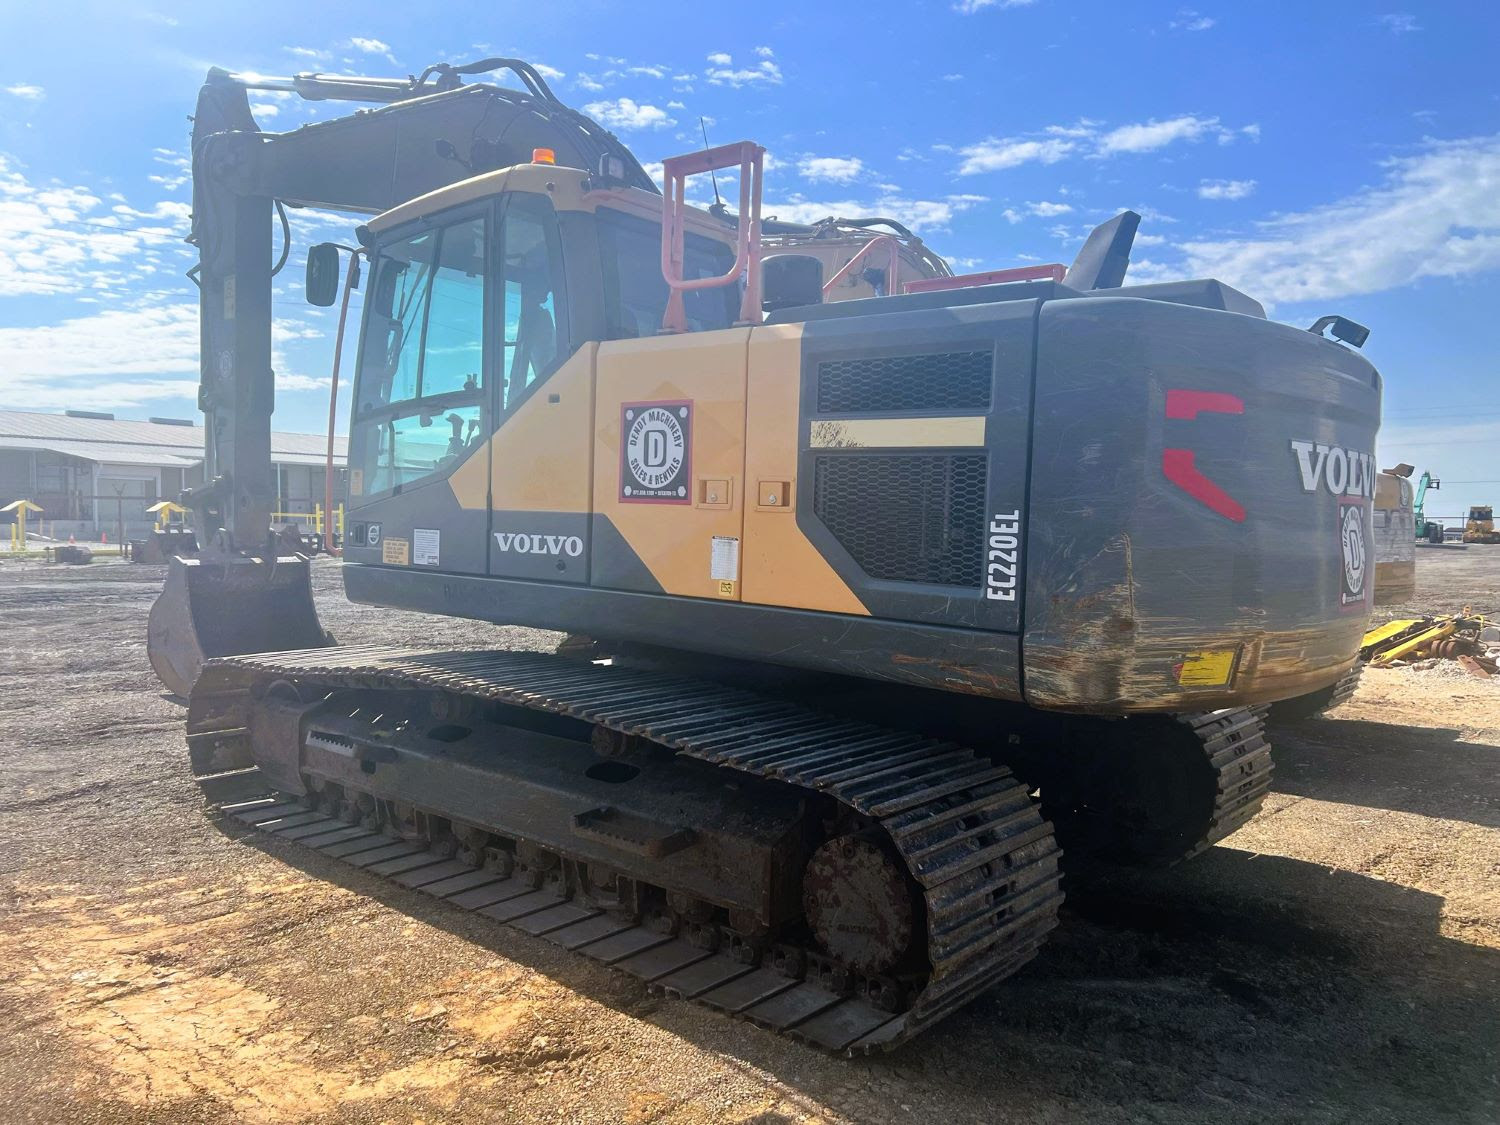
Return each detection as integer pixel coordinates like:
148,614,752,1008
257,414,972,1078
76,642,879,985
699,116,723,210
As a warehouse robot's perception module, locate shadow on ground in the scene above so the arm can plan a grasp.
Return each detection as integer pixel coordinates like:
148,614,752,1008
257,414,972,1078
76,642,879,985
224,811,1500,1125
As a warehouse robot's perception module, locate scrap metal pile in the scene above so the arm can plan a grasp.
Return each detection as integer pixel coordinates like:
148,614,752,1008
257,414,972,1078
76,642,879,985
1361,612,1500,678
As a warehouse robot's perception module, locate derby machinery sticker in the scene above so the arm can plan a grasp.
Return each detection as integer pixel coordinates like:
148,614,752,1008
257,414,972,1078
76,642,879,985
1338,497,1369,608
621,401,692,503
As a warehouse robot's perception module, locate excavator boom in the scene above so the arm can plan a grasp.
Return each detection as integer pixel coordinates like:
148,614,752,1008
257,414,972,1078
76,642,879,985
149,61,657,695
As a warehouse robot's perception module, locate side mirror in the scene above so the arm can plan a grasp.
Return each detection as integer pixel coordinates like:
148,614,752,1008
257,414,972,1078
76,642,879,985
306,243,342,307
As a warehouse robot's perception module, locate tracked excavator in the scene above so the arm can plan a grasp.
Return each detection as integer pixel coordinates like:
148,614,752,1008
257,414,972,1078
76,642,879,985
152,59,1381,1053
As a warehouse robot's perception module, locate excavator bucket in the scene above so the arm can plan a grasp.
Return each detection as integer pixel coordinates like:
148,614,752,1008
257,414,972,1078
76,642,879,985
147,554,332,698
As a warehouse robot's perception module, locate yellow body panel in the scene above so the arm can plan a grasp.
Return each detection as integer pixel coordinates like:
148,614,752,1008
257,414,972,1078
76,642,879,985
743,325,869,616
445,323,870,616
449,344,599,514
593,329,751,599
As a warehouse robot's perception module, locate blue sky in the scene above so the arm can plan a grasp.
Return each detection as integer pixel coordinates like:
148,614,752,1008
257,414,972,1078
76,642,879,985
1,1,1497,518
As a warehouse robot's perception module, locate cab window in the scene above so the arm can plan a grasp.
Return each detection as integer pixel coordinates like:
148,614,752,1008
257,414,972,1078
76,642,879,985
354,213,486,495
596,208,737,339
499,194,565,413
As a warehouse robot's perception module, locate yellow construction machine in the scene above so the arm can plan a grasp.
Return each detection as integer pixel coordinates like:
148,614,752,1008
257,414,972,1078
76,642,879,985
1463,505,1500,544
146,58,1382,1052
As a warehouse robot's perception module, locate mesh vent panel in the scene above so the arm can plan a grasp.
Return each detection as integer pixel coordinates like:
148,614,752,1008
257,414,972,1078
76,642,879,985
813,454,987,587
816,351,993,414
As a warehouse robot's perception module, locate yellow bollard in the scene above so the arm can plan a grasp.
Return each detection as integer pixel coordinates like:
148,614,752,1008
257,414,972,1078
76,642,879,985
2,499,43,554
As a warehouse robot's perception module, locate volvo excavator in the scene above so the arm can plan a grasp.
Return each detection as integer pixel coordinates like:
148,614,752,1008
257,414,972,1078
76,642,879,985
150,59,1381,1053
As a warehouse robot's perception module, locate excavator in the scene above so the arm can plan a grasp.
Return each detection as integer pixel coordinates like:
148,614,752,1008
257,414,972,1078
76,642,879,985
149,59,1381,1053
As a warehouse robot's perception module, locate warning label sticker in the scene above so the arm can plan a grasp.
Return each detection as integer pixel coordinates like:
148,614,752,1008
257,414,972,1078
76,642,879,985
1175,649,1237,687
710,535,740,582
382,537,410,566
413,528,440,567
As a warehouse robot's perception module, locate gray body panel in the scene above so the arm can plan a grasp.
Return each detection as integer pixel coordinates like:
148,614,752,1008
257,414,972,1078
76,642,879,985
1024,296,1379,708
343,563,1025,700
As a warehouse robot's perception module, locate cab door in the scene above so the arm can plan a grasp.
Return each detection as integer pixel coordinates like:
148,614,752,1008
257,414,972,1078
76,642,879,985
476,191,597,585
345,204,492,576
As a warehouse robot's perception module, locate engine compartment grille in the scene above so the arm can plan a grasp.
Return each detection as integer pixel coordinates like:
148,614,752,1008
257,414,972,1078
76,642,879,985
816,351,993,414
812,453,987,587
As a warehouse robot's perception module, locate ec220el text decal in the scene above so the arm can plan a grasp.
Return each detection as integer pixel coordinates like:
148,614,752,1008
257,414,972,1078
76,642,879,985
985,510,1022,602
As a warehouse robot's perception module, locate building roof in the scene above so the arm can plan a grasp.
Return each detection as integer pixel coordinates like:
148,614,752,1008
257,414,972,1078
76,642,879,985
0,410,346,469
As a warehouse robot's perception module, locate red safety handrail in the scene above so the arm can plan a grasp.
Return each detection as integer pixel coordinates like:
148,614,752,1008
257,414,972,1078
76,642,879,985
660,140,765,333
903,263,1066,294
822,234,901,299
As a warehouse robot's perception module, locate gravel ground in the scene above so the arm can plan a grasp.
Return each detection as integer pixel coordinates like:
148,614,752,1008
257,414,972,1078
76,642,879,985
0,552,1496,1124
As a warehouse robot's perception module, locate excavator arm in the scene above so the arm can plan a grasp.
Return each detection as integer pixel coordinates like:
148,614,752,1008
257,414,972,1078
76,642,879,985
149,60,655,696
188,60,653,548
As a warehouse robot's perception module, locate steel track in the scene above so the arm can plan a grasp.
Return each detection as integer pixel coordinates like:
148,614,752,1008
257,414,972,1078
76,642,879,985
1174,708,1275,862
186,644,1064,1053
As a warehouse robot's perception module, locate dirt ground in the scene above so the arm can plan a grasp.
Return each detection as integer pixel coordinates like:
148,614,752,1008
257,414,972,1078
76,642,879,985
1,550,1496,1125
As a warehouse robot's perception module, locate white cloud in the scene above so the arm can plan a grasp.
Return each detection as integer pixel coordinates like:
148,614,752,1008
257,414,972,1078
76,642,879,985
0,155,191,298
345,36,397,65
704,53,782,87
147,148,191,192
1378,13,1420,33
1169,9,1215,31
286,46,329,61
582,97,675,130
0,304,200,404
755,46,775,58
250,102,280,119
953,0,1035,12
575,74,605,92
957,137,1075,174
799,156,864,183
1046,120,1100,137
5,84,44,101
1001,200,1074,222
761,193,986,233
1097,115,1222,155
533,63,566,81
1198,178,1257,200
1157,135,1500,304
941,73,964,81
959,116,1241,171
627,64,669,79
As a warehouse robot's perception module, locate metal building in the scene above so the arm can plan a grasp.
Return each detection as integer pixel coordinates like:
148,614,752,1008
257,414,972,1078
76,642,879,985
0,409,346,541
